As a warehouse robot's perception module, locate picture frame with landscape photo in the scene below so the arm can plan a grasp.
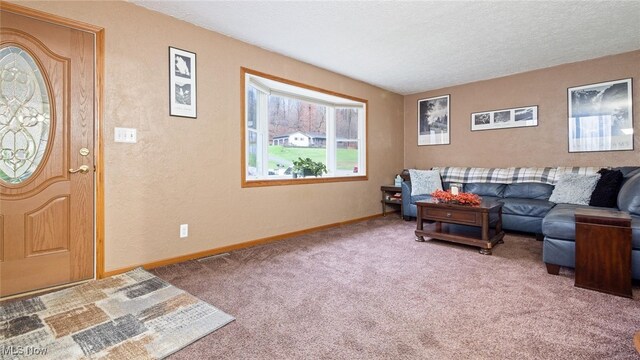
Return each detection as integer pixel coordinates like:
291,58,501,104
169,47,197,118
417,95,450,146
471,105,538,131
568,78,633,153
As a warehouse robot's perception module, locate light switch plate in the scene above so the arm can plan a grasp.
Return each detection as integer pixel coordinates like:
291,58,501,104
114,127,137,143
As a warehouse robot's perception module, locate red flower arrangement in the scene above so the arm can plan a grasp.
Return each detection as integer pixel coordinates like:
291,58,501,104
431,189,482,206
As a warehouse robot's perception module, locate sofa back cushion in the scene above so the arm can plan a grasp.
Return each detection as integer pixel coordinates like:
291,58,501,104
619,167,640,187
618,172,640,215
613,166,640,177
503,183,554,200
464,183,506,197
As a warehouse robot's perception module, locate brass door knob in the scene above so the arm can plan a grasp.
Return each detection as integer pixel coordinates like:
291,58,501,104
69,165,90,174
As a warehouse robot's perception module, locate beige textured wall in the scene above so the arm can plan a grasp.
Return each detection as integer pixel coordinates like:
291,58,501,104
13,1,404,271
404,50,640,169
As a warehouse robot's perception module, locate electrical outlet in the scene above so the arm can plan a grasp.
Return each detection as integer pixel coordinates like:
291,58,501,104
180,224,188,238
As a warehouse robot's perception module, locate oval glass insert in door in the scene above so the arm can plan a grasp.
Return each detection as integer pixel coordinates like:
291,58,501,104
0,45,51,184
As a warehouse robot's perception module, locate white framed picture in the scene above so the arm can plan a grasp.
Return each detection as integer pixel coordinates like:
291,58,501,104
169,47,197,118
418,95,450,146
568,78,633,152
471,106,538,131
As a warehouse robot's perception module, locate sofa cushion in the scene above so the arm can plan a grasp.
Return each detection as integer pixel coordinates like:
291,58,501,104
618,172,640,215
548,173,600,205
464,183,506,197
499,198,555,217
411,194,433,204
631,215,640,250
589,169,623,208
409,169,442,196
476,196,500,204
503,183,554,200
542,204,619,241
619,167,640,188
502,214,544,234
544,205,640,249
542,204,588,241
614,166,640,178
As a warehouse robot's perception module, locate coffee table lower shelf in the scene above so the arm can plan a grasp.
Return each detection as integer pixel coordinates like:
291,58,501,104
415,223,504,255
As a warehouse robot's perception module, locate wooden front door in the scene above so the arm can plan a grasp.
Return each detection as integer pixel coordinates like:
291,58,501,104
0,10,95,298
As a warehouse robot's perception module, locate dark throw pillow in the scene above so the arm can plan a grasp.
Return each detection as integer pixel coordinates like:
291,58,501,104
589,169,624,208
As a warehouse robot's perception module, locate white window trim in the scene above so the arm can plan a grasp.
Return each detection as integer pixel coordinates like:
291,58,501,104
358,106,366,174
243,70,367,184
326,108,336,175
257,88,269,177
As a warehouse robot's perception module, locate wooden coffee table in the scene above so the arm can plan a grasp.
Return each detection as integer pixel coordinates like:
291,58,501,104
415,199,505,255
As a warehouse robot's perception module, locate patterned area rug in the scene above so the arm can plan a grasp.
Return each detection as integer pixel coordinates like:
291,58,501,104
0,268,234,359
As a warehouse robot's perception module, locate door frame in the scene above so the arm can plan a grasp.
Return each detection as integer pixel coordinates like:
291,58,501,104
1,2,106,279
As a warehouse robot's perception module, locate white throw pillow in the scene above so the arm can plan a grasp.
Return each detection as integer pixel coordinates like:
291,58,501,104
549,173,601,205
409,169,443,196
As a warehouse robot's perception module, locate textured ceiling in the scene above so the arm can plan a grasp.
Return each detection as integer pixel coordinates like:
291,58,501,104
132,1,640,95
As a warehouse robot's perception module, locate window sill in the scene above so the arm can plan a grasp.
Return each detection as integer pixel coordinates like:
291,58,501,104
242,175,368,188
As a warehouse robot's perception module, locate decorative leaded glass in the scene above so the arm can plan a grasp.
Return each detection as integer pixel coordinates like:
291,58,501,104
0,46,51,184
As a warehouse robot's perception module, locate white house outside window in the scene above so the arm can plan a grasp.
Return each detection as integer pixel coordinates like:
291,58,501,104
242,68,367,186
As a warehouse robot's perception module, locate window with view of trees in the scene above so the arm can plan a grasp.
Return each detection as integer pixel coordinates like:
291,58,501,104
243,69,367,185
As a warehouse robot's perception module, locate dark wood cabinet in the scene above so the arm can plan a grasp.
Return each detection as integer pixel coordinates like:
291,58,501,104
380,185,402,216
574,208,632,298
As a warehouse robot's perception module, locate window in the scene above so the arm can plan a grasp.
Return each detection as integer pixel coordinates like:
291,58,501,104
242,68,367,186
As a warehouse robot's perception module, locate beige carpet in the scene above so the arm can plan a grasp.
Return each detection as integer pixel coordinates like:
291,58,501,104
152,217,640,359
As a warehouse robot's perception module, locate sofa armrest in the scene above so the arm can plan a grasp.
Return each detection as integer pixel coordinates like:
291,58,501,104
402,181,412,215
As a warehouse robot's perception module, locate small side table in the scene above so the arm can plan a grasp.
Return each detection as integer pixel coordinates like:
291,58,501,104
574,208,632,298
381,185,402,216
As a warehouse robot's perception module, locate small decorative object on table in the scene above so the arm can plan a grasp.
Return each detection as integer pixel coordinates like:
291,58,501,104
449,183,463,196
394,174,403,187
431,189,482,206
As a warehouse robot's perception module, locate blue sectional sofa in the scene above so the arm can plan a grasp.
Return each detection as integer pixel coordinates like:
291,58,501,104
542,167,640,279
402,180,554,235
401,167,640,279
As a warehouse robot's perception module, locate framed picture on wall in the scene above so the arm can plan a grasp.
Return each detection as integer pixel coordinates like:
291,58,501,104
568,78,633,152
169,47,197,118
471,105,538,131
418,95,450,146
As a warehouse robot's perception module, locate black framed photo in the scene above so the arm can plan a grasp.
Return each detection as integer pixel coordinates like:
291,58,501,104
418,95,450,145
471,105,538,131
169,47,197,118
568,78,633,152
